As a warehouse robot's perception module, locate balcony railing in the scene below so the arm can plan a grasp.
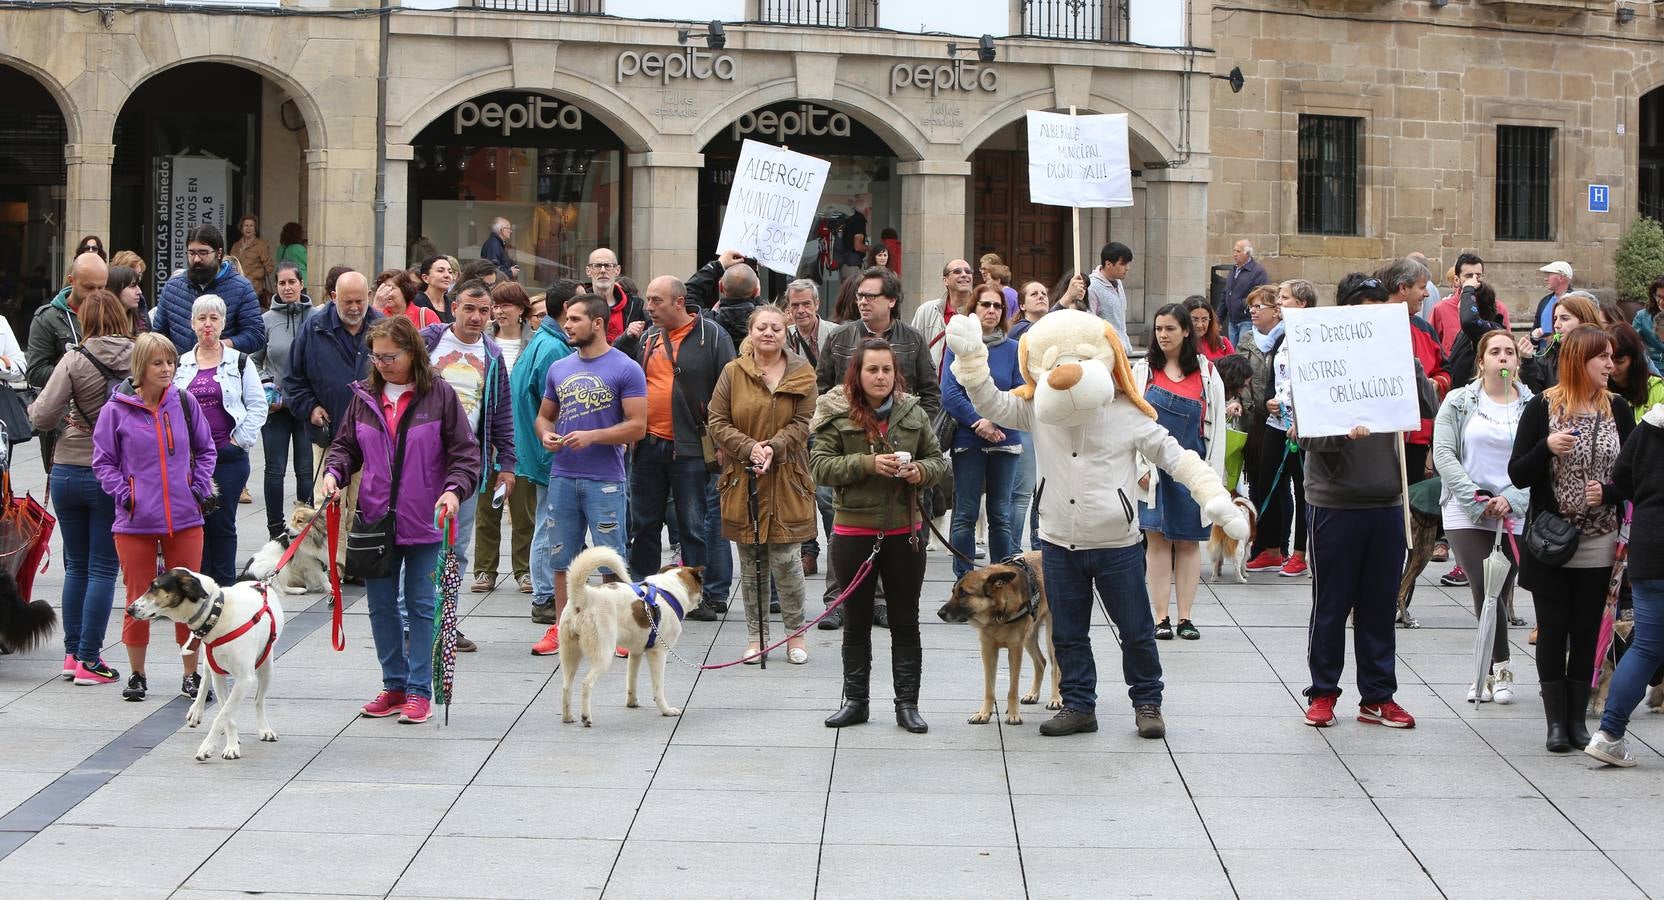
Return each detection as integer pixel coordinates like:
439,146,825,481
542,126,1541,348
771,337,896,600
755,0,879,28
1021,0,1129,42
469,0,602,11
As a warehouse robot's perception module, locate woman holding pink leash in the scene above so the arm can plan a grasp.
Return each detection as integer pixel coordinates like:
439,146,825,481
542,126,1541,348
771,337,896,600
1432,329,1531,704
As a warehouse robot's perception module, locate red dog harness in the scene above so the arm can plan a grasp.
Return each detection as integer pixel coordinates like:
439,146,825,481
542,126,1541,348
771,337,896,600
200,584,278,677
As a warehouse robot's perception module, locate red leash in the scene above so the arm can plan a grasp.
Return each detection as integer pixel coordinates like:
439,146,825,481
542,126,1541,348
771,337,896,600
324,496,345,651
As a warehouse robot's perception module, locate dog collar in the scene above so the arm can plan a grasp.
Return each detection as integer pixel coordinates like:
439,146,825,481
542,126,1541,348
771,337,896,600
635,583,686,649
188,588,227,638
998,555,1041,625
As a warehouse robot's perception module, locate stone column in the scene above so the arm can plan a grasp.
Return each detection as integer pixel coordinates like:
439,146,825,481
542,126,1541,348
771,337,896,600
1141,165,1210,329
307,147,377,299
627,151,702,283
898,159,971,318
63,142,115,268
382,143,414,273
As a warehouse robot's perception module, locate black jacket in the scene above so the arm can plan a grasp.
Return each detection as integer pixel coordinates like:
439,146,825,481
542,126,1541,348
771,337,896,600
1612,405,1664,580
1508,392,1634,588
814,318,941,419
633,315,736,460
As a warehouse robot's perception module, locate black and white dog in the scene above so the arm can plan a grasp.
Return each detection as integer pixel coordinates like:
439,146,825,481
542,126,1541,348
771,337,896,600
132,568,285,761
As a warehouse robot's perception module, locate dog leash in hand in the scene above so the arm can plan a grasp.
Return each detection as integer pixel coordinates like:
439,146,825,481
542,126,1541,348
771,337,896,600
321,491,346,652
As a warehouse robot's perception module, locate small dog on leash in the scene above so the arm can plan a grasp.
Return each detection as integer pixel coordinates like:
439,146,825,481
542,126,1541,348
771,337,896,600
1207,497,1259,584
938,551,1060,725
132,568,285,761
239,504,330,595
559,546,703,727
0,568,55,654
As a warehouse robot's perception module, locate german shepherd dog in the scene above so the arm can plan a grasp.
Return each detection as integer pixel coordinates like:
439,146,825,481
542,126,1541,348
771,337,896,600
938,552,1061,725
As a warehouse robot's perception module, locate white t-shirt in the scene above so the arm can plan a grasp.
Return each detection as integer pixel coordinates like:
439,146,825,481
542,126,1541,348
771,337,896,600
496,335,523,375
1442,391,1524,535
431,329,488,432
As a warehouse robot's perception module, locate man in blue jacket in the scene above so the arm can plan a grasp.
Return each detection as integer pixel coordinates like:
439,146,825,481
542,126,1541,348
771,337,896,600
514,280,579,624
1216,239,1269,347
154,224,267,353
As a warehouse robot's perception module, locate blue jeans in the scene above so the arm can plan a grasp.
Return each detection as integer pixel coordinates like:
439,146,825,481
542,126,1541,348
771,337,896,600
806,484,836,561
1600,578,1664,739
1011,435,1038,552
1230,320,1254,346
627,437,721,603
549,475,628,573
366,541,440,699
51,465,119,662
398,492,476,629
1040,540,1163,712
531,481,554,604
704,473,731,605
951,448,1018,578
262,407,315,539
203,445,250,585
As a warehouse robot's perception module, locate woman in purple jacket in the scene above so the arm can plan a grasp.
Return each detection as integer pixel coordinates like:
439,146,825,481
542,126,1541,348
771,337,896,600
319,316,481,725
92,332,218,703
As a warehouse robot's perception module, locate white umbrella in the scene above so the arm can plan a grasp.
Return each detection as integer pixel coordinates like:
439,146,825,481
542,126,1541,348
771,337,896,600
1471,518,1512,702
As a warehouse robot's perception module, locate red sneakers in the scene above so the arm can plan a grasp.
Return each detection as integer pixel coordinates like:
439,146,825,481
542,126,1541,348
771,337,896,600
1358,700,1416,729
531,625,560,656
1305,694,1338,727
1245,549,1285,572
1279,554,1309,577
398,696,432,724
361,690,407,718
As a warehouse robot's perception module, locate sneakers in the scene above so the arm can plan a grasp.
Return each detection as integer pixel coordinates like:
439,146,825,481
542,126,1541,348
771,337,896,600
1278,555,1309,577
1467,676,1494,704
1585,730,1637,767
1431,541,1450,563
62,654,76,680
398,696,432,724
1305,694,1338,727
1440,566,1469,587
1135,704,1166,738
1176,619,1200,640
1358,700,1416,728
1244,549,1285,573
361,690,408,717
122,672,148,702
517,574,533,594
817,606,845,630
1154,616,1175,640
531,602,558,625
73,659,119,685
472,573,493,593
686,603,720,622
531,625,560,656
1491,661,1515,705
181,671,212,701
1039,706,1099,736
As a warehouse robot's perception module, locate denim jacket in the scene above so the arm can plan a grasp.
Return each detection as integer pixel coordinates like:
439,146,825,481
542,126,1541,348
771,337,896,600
175,346,270,449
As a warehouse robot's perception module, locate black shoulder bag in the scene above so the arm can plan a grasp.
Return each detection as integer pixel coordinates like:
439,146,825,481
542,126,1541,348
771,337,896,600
1525,416,1590,567
345,403,415,580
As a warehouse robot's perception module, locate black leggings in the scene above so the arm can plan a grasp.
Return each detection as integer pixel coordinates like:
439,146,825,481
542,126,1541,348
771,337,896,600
831,531,926,658
1253,427,1307,555
1531,565,1610,684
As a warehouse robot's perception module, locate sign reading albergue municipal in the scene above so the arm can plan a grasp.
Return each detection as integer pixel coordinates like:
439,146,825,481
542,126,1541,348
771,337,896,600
1283,304,1421,439
715,140,830,277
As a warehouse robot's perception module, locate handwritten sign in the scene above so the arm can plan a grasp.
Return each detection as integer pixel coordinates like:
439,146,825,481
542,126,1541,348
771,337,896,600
1283,304,1421,438
716,140,830,276
1026,110,1133,208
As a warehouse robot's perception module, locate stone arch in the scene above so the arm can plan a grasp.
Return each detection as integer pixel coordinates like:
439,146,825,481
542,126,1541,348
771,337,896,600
958,91,1179,164
0,55,80,144
113,54,328,149
387,67,657,152
690,79,931,161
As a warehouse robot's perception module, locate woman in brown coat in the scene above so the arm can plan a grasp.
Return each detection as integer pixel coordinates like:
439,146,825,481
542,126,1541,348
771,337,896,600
231,215,276,307
709,304,818,664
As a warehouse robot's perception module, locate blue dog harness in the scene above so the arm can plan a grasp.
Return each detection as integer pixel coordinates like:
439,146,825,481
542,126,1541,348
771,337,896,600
636,583,687,649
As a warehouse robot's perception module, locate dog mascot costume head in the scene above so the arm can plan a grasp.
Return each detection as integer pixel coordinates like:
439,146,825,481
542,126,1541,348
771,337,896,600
943,309,1249,543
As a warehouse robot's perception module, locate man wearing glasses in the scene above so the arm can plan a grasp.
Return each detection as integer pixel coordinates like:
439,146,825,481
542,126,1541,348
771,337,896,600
911,259,977,372
155,224,267,354
582,248,647,356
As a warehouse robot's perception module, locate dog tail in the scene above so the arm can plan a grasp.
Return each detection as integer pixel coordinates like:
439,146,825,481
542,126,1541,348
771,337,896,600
0,568,57,654
566,546,631,615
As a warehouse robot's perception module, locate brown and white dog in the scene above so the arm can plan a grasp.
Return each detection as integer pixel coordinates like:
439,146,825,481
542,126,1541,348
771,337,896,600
938,551,1061,724
1207,496,1259,584
239,503,330,595
559,546,703,727
132,568,284,761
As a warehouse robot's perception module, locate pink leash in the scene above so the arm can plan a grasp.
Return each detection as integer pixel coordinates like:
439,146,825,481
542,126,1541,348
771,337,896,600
696,548,880,671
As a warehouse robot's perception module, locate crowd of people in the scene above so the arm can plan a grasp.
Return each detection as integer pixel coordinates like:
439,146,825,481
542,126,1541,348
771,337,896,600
11,227,1664,763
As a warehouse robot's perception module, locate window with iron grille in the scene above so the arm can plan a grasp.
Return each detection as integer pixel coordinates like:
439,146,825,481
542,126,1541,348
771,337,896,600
1496,125,1554,242
1297,115,1361,236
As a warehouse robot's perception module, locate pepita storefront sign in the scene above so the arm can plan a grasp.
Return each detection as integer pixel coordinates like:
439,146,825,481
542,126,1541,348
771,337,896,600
616,47,737,85
452,95,583,137
889,60,998,96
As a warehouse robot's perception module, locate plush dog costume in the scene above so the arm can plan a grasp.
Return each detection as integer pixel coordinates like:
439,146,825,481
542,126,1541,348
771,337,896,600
944,310,1248,734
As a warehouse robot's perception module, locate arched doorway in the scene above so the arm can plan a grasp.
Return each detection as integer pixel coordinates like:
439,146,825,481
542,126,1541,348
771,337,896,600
112,62,311,301
1641,86,1664,222
0,63,69,341
407,91,626,285
699,101,904,314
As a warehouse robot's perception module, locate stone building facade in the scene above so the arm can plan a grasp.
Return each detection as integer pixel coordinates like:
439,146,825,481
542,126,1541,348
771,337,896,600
1210,0,1664,312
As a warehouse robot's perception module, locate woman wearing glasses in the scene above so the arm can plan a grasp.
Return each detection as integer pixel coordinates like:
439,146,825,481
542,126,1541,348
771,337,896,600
940,283,1026,577
318,316,480,725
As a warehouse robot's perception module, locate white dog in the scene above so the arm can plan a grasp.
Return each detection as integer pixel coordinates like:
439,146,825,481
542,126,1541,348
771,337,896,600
559,546,703,727
132,568,285,761
239,504,330,595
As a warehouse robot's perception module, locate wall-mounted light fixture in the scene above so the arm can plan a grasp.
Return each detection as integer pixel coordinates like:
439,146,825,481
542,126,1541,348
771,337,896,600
678,20,727,49
1617,6,1637,25
1211,65,1245,94
946,34,997,63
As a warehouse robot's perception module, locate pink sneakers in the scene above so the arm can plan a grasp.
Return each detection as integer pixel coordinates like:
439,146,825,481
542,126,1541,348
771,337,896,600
361,690,408,718
1358,700,1416,729
72,659,119,685
62,654,76,680
398,696,432,724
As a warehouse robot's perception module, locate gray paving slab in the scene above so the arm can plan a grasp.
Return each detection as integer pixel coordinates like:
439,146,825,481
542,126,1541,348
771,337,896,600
185,829,427,896
389,835,619,899
1009,795,1211,849
246,781,464,835
823,791,1017,847
626,788,826,844
1022,847,1236,899
1414,849,1647,899
816,844,1025,900
1376,796,1596,852
0,823,233,890
436,785,640,841
1191,797,1404,850
1221,848,1443,900
1173,751,1366,798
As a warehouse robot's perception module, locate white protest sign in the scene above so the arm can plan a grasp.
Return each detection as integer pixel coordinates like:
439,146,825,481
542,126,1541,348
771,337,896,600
1026,110,1133,208
716,140,831,277
1283,304,1421,439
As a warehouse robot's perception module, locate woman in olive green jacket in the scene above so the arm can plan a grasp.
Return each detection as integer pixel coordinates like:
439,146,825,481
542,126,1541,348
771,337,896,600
810,337,947,734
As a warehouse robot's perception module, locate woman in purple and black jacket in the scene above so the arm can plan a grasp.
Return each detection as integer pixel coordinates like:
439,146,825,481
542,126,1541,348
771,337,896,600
318,316,481,725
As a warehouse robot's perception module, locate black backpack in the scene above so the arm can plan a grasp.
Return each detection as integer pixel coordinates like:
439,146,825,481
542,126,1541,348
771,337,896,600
1447,333,1477,390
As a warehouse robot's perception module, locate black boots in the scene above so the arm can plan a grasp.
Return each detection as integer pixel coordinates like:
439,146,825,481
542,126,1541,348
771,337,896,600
893,644,928,734
825,642,870,728
1542,681,1571,752
1565,681,1593,750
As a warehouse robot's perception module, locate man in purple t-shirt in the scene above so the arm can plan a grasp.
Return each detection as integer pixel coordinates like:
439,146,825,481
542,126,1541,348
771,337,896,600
529,294,647,653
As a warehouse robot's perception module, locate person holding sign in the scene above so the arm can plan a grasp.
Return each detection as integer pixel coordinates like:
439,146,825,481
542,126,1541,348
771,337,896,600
1297,274,1439,730
1509,325,1634,752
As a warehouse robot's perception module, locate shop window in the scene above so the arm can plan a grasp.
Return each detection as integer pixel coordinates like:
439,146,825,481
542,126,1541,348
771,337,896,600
1297,114,1360,236
1496,125,1554,242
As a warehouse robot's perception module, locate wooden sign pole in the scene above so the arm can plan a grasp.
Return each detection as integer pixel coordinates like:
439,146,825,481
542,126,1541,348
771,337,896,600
1069,105,1081,279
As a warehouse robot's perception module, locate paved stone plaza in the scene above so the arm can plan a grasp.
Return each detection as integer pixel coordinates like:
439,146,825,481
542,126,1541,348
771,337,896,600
2,439,1664,899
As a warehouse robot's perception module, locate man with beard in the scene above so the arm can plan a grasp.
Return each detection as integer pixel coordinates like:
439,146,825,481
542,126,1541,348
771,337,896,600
154,224,266,353
584,247,647,356
912,258,976,372
528,294,648,655
28,251,106,475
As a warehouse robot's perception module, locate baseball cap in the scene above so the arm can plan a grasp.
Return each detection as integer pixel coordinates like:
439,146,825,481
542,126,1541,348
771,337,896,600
1539,261,1574,279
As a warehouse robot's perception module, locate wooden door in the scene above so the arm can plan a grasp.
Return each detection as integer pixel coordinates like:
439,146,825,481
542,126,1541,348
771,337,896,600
973,149,1066,286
